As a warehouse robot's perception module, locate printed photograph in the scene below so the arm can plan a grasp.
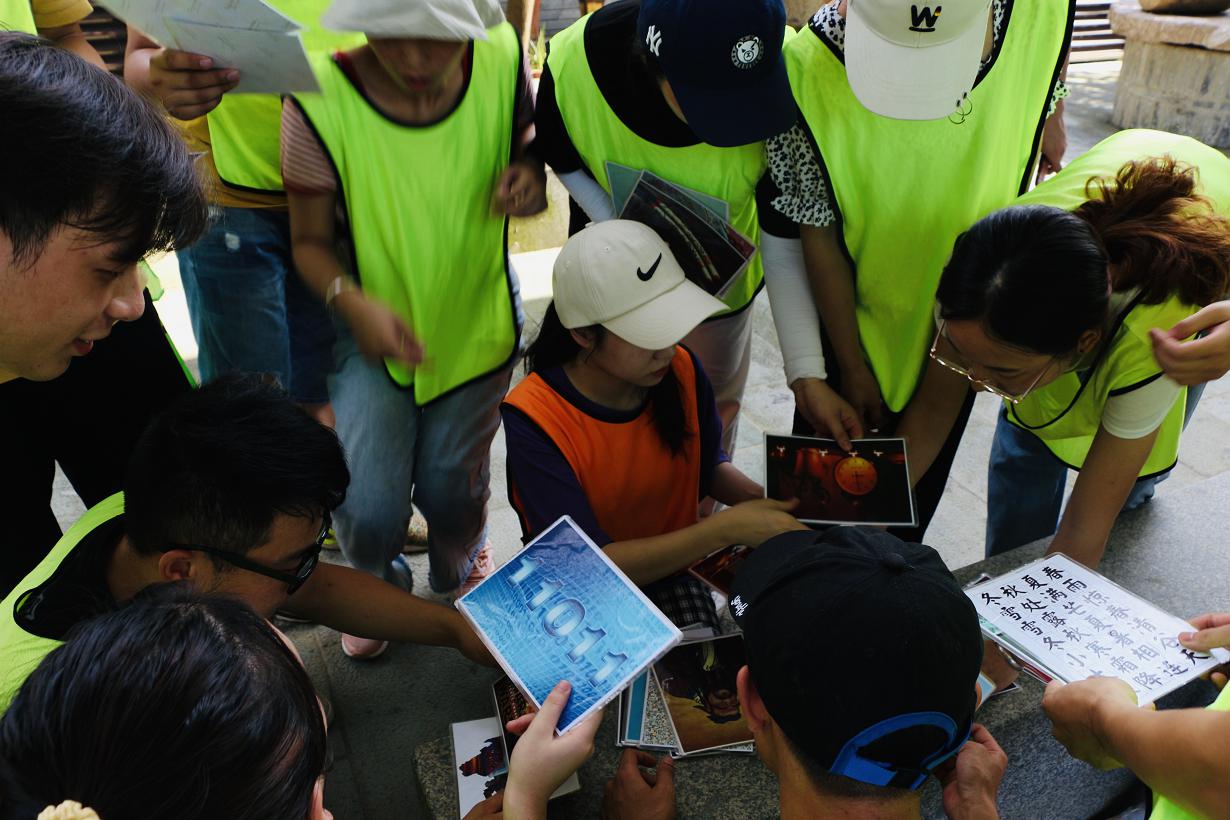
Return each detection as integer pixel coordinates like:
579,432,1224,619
451,717,507,816
689,544,752,597
764,434,917,527
653,635,753,755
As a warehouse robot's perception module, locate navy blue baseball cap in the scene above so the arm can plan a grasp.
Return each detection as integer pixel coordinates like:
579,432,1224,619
636,0,795,147
729,527,983,789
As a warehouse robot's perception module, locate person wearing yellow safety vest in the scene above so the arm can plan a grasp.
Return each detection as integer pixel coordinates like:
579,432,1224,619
1043,611,1230,820
0,33,204,596
533,0,797,461
0,0,102,65
897,130,1230,569
761,0,1073,543
283,0,543,659
123,1,362,424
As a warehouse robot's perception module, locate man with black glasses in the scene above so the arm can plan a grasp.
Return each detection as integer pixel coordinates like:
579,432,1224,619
0,375,492,710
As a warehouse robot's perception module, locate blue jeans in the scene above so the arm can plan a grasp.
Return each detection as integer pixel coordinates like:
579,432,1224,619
329,325,514,593
986,382,1207,556
177,206,334,403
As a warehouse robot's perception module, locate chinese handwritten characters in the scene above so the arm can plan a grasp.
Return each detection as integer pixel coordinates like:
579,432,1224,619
967,554,1230,704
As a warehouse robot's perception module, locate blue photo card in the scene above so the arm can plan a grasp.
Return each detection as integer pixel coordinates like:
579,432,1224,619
456,516,682,734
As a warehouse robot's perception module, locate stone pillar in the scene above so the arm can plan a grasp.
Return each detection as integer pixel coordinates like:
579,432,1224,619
1110,2,1230,148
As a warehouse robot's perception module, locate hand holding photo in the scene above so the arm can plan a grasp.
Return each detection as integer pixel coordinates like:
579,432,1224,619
764,434,917,527
456,517,682,734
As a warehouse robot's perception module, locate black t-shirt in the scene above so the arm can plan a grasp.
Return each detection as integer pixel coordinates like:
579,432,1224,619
534,0,700,176
15,516,121,641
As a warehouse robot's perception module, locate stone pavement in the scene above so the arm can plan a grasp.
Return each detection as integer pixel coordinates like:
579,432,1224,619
46,61,1230,818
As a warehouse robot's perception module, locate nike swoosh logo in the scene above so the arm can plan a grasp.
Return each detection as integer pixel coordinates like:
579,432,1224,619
637,253,662,281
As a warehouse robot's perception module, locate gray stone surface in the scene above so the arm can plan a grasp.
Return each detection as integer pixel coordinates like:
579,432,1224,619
415,471,1230,819
1111,3,1230,147
1139,0,1230,14
1113,2,1230,46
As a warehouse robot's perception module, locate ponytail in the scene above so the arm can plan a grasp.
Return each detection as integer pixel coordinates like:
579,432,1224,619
525,303,692,456
1076,157,1230,307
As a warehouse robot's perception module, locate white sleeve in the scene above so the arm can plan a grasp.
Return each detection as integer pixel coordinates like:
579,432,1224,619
762,231,827,383
1101,375,1183,439
557,169,617,224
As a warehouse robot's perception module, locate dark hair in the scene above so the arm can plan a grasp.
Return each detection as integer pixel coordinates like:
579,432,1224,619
783,734,916,801
938,159,1230,356
0,585,326,820
525,303,692,456
0,32,207,267
124,373,349,560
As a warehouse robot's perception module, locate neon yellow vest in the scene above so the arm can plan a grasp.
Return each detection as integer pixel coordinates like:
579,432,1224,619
1006,129,1230,477
207,0,363,193
547,13,779,315
786,0,1072,411
292,25,520,404
1149,683,1230,820
0,493,125,713
0,0,35,33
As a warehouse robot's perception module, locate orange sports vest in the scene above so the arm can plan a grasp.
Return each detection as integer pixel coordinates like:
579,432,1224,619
504,347,703,542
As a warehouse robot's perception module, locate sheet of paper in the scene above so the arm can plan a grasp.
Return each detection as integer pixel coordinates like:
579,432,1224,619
163,19,317,94
104,0,297,50
968,554,1229,704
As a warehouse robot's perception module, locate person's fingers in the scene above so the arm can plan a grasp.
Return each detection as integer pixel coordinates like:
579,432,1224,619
569,707,604,746
1179,623,1230,652
1165,303,1230,341
767,496,799,513
505,713,534,737
165,81,238,110
533,680,572,734
167,98,231,120
653,755,676,790
157,49,217,70
1186,612,1230,631
159,67,240,91
968,723,1005,756
631,751,660,769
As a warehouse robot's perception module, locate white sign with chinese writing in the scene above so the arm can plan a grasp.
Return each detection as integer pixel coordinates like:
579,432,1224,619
967,554,1228,704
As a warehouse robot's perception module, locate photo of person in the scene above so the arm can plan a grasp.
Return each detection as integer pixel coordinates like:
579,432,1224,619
653,635,753,755
764,434,918,527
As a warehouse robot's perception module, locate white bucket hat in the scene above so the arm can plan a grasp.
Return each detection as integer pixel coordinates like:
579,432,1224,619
322,0,505,40
845,0,993,120
554,221,726,350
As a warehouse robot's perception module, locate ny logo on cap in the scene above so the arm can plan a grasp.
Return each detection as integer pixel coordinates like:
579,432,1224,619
909,4,941,32
646,25,663,56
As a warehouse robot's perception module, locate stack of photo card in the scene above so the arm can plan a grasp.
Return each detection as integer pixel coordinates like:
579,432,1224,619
967,554,1230,705
614,634,756,758
607,162,755,301
456,516,683,735
764,434,918,527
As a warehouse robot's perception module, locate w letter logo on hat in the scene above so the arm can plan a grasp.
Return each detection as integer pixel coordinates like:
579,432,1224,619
645,24,663,56
910,4,941,32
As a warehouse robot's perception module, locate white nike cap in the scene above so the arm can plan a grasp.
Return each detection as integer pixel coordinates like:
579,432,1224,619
323,0,503,39
554,221,727,350
845,0,992,120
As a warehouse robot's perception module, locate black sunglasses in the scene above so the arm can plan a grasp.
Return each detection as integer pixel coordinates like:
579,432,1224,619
164,513,331,595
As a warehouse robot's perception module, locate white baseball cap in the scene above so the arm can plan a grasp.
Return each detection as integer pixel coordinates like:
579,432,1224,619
553,221,727,350
845,0,992,120
322,0,504,39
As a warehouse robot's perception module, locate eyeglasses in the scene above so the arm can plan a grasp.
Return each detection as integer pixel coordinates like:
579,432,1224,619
929,322,1053,404
164,513,331,595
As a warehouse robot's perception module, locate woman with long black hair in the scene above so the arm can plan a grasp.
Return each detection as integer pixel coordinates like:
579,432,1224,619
899,130,1230,567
